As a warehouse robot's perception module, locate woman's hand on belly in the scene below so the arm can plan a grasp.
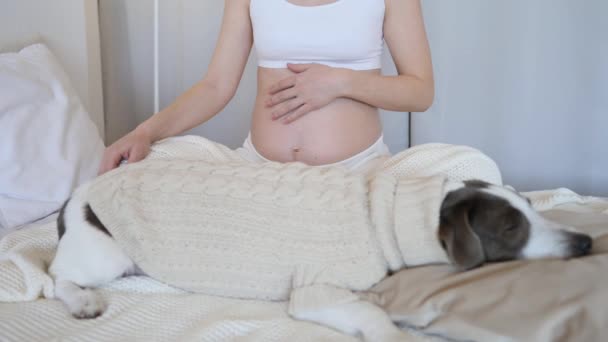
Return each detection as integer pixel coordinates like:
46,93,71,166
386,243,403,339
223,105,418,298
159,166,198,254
266,63,347,124
253,67,382,165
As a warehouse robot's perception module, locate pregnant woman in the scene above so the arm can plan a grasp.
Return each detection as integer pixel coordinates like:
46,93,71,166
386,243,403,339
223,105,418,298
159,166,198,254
99,0,501,185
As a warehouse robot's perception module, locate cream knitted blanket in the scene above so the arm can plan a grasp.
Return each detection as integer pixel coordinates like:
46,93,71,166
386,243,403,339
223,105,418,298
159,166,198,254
86,157,452,300
147,135,503,185
78,135,503,300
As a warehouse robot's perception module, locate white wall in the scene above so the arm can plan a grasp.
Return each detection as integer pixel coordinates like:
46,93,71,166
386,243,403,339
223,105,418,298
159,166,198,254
100,0,154,143
1,0,104,138
416,0,607,195
100,0,408,152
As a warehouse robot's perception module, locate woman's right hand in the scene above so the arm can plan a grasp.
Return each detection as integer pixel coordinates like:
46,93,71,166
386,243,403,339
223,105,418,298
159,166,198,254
98,127,153,175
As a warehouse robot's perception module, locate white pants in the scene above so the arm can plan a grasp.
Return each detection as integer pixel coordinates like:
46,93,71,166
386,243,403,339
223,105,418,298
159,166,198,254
236,133,392,175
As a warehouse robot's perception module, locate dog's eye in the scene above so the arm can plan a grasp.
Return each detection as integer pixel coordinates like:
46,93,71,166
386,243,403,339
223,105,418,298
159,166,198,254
504,224,519,233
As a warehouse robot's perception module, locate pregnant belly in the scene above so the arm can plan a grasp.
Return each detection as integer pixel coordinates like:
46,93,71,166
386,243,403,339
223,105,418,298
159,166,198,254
251,67,383,165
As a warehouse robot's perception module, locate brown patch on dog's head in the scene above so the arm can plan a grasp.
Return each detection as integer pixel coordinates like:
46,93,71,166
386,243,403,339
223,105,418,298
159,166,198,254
84,204,111,237
57,199,69,240
439,181,531,270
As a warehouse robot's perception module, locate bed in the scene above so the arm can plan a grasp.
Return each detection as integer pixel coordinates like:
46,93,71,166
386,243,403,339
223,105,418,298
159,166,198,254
1,2,607,341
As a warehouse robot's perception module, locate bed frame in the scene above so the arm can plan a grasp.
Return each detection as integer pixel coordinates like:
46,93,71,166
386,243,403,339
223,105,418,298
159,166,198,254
0,0,105,141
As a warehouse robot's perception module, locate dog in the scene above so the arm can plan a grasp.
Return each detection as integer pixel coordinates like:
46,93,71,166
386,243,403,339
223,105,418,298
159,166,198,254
48,167,592,341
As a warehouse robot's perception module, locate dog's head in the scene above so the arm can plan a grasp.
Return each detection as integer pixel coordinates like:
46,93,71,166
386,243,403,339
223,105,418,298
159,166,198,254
438,180,592,270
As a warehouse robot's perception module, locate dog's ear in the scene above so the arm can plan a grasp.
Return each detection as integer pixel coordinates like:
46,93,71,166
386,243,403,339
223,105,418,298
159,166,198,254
439,196,485,271
57,199,69,240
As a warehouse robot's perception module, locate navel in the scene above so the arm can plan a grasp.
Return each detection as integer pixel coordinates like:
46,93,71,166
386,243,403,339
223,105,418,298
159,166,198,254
291,147,301,161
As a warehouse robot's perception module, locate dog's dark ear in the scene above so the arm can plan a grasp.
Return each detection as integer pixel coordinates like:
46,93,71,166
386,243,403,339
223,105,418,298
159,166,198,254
439,200,485,271
57,199,69,240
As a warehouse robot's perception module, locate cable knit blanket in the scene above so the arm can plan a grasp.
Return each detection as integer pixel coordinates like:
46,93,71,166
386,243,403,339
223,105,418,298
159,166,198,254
84,156,463,301
2,136,605,342
79,135,504,301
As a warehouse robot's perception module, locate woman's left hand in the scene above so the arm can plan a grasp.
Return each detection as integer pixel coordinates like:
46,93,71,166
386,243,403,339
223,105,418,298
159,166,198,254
266,63,347,124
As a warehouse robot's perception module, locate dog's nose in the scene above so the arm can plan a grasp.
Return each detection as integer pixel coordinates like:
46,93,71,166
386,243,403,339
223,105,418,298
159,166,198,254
572,234,593,256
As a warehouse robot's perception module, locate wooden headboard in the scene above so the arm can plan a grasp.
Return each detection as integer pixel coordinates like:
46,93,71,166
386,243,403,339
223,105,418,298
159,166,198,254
0,0,105,141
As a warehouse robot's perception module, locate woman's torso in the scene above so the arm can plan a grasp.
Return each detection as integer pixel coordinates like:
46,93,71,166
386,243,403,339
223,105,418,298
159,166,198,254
249,0,386,165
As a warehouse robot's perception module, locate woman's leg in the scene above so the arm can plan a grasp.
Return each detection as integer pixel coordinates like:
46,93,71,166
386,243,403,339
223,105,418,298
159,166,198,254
378,143,503,185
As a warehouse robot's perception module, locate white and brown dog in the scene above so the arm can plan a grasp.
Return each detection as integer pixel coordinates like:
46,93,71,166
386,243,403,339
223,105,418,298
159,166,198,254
48,170,592,341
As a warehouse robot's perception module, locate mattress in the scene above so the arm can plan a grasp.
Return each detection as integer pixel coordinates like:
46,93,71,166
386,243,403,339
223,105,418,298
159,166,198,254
0,188,606,342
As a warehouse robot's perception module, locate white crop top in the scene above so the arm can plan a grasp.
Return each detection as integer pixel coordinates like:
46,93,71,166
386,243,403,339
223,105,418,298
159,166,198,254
250,0,385,70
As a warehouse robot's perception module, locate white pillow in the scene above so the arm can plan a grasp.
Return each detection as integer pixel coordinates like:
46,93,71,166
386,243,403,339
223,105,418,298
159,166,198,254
0,43,104,231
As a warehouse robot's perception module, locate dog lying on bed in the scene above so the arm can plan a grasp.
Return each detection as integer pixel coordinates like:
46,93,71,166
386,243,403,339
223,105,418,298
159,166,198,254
48,159,592,341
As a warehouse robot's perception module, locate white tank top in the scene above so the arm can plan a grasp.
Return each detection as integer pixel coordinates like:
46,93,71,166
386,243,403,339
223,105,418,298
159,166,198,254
250,0,385,70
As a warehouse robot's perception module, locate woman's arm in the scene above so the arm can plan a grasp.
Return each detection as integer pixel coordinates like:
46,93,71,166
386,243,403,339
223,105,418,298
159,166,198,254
99,0,252,173
267,0,434,123
340,0,434,113
138,0,253,141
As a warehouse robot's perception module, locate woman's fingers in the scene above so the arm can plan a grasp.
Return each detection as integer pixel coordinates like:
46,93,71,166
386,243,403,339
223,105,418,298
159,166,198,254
267,88,298,107
271,98,306,120
268,75,296,95
281,104,313,124
97,128,153,175
127,144,149,163
98,148,124,175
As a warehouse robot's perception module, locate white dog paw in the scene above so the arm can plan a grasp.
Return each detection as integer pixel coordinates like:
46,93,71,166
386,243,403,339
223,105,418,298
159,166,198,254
70,289,106,319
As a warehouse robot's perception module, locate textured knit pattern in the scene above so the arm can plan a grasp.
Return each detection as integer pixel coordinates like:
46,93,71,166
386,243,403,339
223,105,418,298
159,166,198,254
147,135,246,163
148,136,502,184
379,143,503,185
85,157,454,300
87,159,389,300
0,135,507,304
370,174,453,270
0,225,439,342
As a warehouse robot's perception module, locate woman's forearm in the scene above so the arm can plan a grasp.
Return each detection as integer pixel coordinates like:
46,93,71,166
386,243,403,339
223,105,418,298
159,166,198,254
135,80,233,142
339,69,434,113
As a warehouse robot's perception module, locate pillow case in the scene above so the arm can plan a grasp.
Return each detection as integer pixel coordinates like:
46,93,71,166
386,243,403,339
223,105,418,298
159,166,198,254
0,43,104,231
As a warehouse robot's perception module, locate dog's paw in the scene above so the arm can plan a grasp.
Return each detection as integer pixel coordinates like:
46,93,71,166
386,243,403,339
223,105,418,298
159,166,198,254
69,289,106,319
